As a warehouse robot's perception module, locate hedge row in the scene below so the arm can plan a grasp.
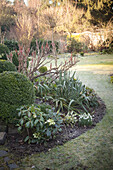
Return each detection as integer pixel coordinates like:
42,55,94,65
2,39,59,53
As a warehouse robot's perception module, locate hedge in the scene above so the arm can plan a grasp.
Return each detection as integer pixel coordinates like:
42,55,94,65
0,71,35,124
0,60,17,73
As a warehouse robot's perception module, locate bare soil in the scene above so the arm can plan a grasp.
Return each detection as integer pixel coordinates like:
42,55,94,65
5,97,106,159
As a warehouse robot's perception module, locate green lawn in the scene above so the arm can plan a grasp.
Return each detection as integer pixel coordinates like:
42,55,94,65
22,54,113,170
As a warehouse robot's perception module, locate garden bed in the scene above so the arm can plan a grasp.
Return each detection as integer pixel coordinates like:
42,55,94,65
5,96,106,158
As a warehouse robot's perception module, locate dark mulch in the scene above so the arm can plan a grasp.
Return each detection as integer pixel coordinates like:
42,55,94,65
5,97,106,158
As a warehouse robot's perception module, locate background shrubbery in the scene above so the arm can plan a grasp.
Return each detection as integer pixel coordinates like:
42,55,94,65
0,60,17,73
4,40,19,52
0,43,9,60
67,38,87,53
30,39,59,53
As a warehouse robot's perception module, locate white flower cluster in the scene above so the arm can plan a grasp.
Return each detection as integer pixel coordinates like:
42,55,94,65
79,113,92,121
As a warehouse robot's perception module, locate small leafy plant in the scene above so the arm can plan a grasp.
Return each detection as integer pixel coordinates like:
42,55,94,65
38,66,47,73
17,104,63,144
63,111,77,127
78,113,93,127
110,76,113,84
80,52,84,56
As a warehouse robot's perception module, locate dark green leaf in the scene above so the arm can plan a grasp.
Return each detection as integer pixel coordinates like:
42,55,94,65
24,136,29,142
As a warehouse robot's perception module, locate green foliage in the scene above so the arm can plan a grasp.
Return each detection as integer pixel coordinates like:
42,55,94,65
63,111,77,127
12,51,19,67
30,39,59,53
78,0,113,25
67,38,85,53
0,60,17,73
0,43,9,60
35,71,98,114
100,48,113,55
0,1,15,30
17,104,63,144
0,71,35,124
9,51,29,69
78,113,93,127
39,66,47,73
110,76,113,84
4,40,19,52
100,40,113,54
80,52,84,56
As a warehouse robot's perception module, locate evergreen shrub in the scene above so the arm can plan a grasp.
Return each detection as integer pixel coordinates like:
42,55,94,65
39,66,47,73
4,40,19,52
0,43,9,60
67,38,84,53
0,71,35,124
12,51,19,67
30,39,59,53
0,60,17,73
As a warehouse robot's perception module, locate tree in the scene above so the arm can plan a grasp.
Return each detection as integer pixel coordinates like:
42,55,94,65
11,0,38,49
77,0,113,27
14,13,37,49
0,0,15,43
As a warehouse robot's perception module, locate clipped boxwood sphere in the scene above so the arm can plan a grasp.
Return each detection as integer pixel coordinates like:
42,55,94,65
39,66,47,73
0,72,35,123
0,43,9,60
0,60,17,73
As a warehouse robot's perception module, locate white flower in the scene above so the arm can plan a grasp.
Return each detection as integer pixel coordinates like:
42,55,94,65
33,114,37,118
45,119,55,126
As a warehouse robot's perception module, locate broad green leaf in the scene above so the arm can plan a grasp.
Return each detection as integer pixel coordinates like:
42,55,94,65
31,120,34,128
46,129,51,137
40,122,43,128
18,126,22,131
28,111,31,117
20,119,24,125
18,111,21,117
25,121,30,128
34,119,39,125
24,136,29,142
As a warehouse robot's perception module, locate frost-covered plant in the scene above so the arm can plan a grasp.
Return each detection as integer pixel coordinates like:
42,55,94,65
78,113,93,127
